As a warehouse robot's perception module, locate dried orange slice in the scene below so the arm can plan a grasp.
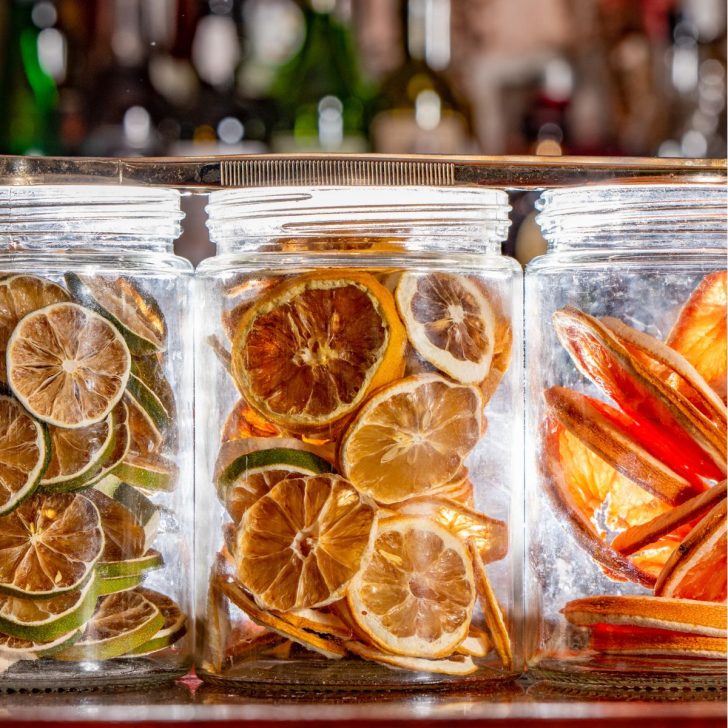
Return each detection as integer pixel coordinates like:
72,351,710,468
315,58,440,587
0,493,103,597
562,595,727,637
395,272,496,385
7,302,131,428
231,271,406,434
428,471,475,507
668,271,727,400
0,275,70,383
0,396,49,516
221,399,282,442
346,640,478,675
655,497,727,602
347,516,475,659
340,374,483,504
236,473,377,612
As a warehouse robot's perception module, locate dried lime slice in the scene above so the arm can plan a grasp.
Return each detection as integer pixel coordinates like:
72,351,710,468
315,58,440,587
125,374,172,442
55,590,164,661
84,489,145,563
96,573,144,596
112,453,178,493
0,493,104,598
66,273,167,354
95,549,163,580
0,628,82,660
0,395,49,516
123,588,186,656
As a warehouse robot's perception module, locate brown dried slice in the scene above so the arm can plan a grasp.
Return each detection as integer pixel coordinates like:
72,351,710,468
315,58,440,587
613,480,727,556
544,386,698,506
562,595,727,638
654,497,727,602
467,539,512,670
275,607,353,639
221,399,282,442
428,470,475,508
346,640,478,675
456,624,492,658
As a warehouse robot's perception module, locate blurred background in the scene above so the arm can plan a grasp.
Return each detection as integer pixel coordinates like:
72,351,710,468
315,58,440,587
0,0,726,262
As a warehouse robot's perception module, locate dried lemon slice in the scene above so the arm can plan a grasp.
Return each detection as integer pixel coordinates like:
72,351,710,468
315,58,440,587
236,473,377,612
347,516,475,659
340,374,483,504
395,272,495,385
0,395,49,516
7,302,131,428
346,640,478,675
231,271,406,434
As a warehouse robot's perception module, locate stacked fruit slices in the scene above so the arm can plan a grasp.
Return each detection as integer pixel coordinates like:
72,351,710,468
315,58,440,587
0,274,185,667
205,269,514,677
542,271,727,659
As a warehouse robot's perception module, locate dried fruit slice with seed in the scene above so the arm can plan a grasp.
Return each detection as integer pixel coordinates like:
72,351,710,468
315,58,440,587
348,516,475,659
231,270,406,434
654,497,727,602
0,492,103,598
395,272,496,385
124,588,186,656
0,396,49,516
340,374,483,504
66,273,167,354
7,302,131,429
236,473,377,611
346,640,478,675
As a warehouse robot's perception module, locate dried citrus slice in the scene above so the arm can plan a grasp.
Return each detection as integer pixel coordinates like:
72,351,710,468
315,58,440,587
56,589,164,661
0,492,103,598
236,473,377,611
655,497,727,602
7,302,131,429
66,273,167,354
275,607,352,639
457,624,492,658
340,374,483,504
95,549,163,580
428,469,475,507
0,275,70,383
221,399,282,442
0,629,82,660
668,271,727,400
125,373,173,442
562,595,727,637
125,392,163,455
111,453,178,493
231,270,406,434
395,272,496,385
0,575,97,641
124,588,186,656
84,489,146,565
96,573,144,596
346,640,478,675
348,516,475,659
468,540,512,670
0,396,49,516
392,496,508,565
93,480,159,552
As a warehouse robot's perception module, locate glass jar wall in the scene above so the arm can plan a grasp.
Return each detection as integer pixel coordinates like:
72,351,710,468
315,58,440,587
196,185,523,691
0,186,193,691
525,184,727,690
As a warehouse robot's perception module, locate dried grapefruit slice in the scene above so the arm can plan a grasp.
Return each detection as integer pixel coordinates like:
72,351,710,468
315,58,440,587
231,271,406,434
668,271,727,400
395,272,496,385
236,473,377,612
0,396,49,516
340,374,483,504
347,516,475,659
346,641,478,675
655,497,727,602
0,275,70,383
7,302,131,428
0,492,103,598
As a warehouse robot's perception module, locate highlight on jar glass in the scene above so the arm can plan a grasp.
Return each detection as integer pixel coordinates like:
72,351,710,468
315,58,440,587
0,186,193,690
196,183,523,690
525,184,727,689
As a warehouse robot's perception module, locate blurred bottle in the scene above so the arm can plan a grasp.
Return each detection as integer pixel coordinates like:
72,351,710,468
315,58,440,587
371,0,474,154
0,0,60,154
269,0,373,152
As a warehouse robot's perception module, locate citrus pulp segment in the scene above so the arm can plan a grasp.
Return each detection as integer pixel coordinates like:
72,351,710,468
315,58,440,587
0,275,70,384
0,396,49,516
347,516,475,659
56,590,164,661
236,473,377,611
124,587,186,655
7,302,131,429
66,273,167,354
231,271,406,433
340,374,483,504
395,272,496,385
0,492,103,598
345,640,478,675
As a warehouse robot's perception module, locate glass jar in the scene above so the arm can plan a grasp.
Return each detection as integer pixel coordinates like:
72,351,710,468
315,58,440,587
197,185,522,691
525,184,727,690
0,186,193,691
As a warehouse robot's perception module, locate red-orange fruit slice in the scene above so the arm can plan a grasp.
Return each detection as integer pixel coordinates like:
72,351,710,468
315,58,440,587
545,387,698,506
668,271,727,401
563,595,727,638
654,497,727,602
553,307,726,478
613,480,726,556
